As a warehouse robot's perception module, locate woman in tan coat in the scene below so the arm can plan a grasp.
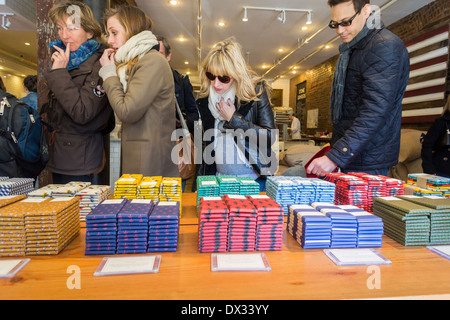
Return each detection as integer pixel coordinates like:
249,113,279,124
99,6,179,177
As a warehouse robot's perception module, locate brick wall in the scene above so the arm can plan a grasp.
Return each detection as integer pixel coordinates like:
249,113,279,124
290,0,450,134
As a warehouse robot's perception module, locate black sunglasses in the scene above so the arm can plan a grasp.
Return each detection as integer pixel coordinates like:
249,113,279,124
328,8,361,29
205,71,231,84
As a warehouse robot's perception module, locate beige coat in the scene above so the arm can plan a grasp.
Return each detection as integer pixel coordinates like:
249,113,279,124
102,50,179,177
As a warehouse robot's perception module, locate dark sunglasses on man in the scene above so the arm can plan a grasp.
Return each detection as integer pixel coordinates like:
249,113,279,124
328,7,362,29
205,71,231,84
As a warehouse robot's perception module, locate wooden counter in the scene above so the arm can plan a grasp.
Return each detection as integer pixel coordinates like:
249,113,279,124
1,193,450,301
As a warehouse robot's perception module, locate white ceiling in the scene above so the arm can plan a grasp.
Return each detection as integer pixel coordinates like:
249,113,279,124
0,0,437,83
137,0,436,84
0,3,37,77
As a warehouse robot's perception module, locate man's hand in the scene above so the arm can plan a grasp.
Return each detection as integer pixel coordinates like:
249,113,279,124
306,155,337,176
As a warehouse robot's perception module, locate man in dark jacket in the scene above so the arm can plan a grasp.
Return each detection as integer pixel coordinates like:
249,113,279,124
157,35,200,191
307,0,409,176
421,96,450,178
157,35,199,134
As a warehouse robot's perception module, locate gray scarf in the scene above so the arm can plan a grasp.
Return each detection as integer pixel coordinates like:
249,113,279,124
330,23,373,122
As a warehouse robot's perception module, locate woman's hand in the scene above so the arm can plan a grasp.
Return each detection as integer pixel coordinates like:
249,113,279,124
216,97,236,122
51,43,70,70
100,48,115,67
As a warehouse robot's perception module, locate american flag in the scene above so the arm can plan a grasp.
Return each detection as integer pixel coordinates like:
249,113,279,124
402,24,449,123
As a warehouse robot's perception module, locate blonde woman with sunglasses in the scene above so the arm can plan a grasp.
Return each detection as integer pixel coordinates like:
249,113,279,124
196,37,277,191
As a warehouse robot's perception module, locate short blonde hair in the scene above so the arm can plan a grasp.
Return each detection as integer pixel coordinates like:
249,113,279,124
49,1,102,41
199,37,272,103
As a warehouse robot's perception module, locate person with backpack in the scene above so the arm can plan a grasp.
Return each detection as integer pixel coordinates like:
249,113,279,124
41,1,114,184
0,77,6,92
1,87,48,179
20,75,38,111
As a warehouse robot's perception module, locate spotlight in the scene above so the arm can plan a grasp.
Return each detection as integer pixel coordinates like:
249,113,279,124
306,11,312,24
0,13,14,30
242,8,248,22
277,10,286,24
240,7,313,28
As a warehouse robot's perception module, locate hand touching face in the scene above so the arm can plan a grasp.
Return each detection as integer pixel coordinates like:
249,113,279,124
51,42,70,70
99,48,116,67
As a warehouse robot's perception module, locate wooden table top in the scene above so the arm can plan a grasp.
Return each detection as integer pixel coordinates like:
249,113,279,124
1,193,450,300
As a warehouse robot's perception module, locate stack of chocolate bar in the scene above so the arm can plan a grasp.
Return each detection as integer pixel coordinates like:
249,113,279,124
246,195,284,251
147,201,180,252
223,195,257,252
287,204,332,249
117,199,154,254
85,199,127,255
197,197,229,253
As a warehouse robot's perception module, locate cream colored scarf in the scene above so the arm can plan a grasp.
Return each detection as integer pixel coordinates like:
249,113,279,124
208,85,236,121
114,30,158,92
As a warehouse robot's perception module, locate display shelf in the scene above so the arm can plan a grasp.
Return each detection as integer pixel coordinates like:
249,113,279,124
1,193,450,300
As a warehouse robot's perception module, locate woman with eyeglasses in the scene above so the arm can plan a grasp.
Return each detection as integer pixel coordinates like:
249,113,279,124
99,6,179,177
42,1,114,184
196,37,277,191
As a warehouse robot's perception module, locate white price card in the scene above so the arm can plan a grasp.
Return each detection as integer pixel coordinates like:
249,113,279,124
324,248,392,266
0,259,30,278
211,253,271,272
427,245,450,260
94,256,161,276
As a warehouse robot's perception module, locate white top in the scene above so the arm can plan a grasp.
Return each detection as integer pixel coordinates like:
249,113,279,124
290,117,301,139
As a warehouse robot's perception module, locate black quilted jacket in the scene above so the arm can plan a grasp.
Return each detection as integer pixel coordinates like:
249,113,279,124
327,23,410,171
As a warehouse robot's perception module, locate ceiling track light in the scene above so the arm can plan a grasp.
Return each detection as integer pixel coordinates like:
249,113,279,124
0,12,14,30
306,11,312,25
242,6,312,25
277,10,286,24
242,8,248,22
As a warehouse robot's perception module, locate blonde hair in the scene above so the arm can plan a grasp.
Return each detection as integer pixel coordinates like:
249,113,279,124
48,1,102,41
103,6,153,76
199,37,272,103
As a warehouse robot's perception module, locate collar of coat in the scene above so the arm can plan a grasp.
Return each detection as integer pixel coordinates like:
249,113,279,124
351,20,386,51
